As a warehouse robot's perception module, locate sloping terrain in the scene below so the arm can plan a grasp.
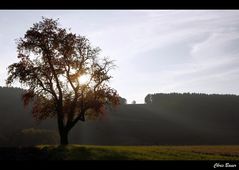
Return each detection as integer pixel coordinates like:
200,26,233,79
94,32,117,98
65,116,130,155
1,87,239,146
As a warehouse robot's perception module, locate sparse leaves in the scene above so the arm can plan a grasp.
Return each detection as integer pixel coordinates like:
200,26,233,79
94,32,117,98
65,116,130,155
6,17,119,144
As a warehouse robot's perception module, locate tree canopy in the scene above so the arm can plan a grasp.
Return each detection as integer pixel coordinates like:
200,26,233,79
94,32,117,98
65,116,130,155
6,17,119,144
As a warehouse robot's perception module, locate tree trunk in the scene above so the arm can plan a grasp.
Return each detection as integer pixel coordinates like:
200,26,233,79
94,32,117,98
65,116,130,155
60,130,69,145
56,106,69,145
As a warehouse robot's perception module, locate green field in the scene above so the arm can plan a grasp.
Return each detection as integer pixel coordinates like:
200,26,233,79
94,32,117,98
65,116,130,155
31,145,239,160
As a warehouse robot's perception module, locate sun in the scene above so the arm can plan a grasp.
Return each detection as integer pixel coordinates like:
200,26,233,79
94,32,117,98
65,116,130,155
78,74,91,84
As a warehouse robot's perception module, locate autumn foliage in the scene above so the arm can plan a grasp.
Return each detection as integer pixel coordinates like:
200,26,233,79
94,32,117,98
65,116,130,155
6,17,119,144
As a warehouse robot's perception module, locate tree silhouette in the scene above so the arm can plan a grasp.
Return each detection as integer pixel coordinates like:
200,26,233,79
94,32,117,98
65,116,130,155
6,17,119,145
144,94,152,104
119,97,127,105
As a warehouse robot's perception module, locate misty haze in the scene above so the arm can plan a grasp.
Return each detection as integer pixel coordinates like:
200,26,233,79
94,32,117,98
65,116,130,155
0,10,239,160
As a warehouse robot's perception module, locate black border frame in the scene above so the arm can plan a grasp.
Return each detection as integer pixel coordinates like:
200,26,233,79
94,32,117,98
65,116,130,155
0,0,238,9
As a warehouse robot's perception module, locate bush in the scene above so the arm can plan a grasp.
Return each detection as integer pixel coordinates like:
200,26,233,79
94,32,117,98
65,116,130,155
10,128,59,146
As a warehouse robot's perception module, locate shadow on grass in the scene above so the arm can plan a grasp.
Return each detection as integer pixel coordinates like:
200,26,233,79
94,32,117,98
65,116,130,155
46,146,131,160
0,147,48,160
1,145,239,160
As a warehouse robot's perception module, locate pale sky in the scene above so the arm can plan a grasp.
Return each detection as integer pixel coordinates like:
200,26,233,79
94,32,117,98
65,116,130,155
1,10,239,103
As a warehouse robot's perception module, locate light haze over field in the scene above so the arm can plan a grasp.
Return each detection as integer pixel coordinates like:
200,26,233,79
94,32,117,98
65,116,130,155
0,10,239,103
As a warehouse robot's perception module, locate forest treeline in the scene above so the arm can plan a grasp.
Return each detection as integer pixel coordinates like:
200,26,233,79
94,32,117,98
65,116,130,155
1,86,239,146
144,92,239,113
145,92,239,105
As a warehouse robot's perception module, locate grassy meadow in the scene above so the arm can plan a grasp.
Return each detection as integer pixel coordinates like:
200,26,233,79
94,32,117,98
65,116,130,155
1,145,237,160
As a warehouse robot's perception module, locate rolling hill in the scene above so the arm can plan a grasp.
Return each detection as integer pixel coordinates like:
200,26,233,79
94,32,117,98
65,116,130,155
0,87,239,146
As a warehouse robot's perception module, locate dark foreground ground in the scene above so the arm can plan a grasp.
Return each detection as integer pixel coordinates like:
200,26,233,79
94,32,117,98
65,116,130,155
1,145,239,160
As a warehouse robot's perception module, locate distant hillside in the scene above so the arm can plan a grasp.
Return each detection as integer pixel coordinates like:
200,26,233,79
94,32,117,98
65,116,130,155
0,87,58,146
0,87,239,146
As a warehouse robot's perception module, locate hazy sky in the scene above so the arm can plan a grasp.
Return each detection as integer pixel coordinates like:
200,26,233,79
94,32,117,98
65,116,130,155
1,10,239,103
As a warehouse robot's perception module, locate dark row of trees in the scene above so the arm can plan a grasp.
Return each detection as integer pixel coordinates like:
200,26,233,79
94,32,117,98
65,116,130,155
145,92,239,105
